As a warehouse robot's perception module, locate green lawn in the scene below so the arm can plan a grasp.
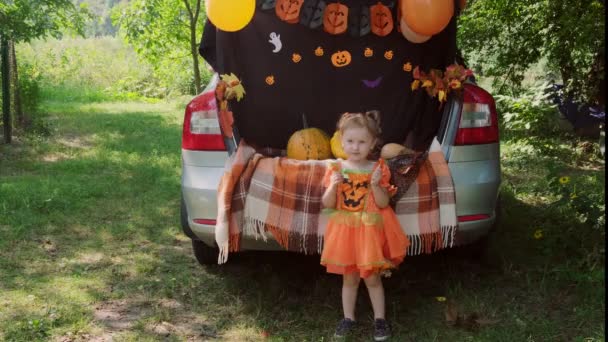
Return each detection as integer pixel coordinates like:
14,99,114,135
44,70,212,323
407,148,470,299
0,99,604,341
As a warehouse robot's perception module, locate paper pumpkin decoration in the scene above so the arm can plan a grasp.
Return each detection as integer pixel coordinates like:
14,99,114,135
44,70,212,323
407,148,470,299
399,17,431,43
370,2,394,37
292,53,302,62
299,0,327,29
384,50,394,60
265,75,275,85
276,0,305,23
364,47,373,57
401,0,454,36
315,46,325,56
206,0,256,32
331,50,352,67
323,2,349,34
347,3,371,38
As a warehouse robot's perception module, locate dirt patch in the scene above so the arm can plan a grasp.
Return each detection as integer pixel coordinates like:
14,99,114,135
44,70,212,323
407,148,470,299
93,299,151,331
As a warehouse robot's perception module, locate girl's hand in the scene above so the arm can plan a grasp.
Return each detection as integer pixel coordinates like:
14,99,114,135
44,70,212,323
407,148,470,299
330,171,343,186
371,166,382,186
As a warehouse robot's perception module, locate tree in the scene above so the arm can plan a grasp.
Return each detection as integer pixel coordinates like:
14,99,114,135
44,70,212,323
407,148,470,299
0,0,89,143
112,0,205,94
458,0,605,104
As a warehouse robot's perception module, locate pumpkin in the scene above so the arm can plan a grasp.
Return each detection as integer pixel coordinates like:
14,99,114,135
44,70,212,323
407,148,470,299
330,131,348,159
370,2,393,37
331,50,352,67
384,50,394,60
364,47,373,57
287,128,332,160
299,0,326,29
380,143,414,159
323,2,349,34
314,46,324,56
276,0,305,23
292,53,302,63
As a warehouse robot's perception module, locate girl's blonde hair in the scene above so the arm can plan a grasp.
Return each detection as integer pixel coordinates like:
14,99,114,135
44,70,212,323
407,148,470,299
337,110,382,138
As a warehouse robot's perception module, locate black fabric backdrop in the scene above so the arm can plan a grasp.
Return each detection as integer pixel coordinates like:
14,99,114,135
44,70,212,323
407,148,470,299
199,1,458,150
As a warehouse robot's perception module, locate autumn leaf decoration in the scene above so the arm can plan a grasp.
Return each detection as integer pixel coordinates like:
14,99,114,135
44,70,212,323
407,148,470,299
216,73,246,139
411,63,473,106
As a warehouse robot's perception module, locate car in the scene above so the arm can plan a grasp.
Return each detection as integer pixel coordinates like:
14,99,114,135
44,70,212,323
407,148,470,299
181,11,502,265
181,77,501,265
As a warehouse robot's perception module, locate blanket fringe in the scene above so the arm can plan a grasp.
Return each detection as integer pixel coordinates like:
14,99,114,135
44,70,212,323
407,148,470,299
218,242,228,264
266,225,290,250
244,217,268,241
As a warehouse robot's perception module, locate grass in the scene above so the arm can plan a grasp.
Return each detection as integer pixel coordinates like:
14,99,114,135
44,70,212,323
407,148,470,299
0,95,604,341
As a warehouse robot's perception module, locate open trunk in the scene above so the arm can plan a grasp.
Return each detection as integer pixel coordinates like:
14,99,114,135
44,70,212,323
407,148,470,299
199,1,459,151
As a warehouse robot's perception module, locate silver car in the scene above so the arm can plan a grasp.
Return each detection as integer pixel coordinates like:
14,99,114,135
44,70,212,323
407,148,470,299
180,76,501,265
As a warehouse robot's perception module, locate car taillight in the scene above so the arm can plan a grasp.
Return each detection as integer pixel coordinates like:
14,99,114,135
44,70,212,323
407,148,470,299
182,91,226,151
454,84,499,145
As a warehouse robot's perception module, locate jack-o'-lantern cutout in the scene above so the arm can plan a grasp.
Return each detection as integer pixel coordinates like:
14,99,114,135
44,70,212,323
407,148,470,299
323,2,348,34
403,62,412,72
292,53,302,63
364,47,373,57
370,2,393,37
384,50,393,60
276,0,304,23
339,173,369,212
265,75,275,85
348,4,370,37
300,0,326,29
331,50,351,67
315,46,324,56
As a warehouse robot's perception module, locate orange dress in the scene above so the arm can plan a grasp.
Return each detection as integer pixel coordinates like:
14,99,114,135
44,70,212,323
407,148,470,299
320,159,410,278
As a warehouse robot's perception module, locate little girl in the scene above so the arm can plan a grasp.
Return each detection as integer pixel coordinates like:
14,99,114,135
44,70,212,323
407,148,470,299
321,111,409,341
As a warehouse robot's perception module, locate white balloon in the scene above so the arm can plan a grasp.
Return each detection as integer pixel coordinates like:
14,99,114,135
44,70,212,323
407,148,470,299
399,17,432,43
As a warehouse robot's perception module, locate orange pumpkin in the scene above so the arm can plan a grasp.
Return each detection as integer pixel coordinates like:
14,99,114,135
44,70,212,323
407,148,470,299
331,50,352,67
276,0,305,23
323,2,349,34
286,128,332,160
370,2,393,37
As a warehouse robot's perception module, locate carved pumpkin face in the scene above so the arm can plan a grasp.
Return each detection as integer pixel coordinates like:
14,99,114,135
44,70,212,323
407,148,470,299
331,50,351,67
265,75,275,85
292,53,302,63
323,2,348,34
276,0,305,23
300,0,326,29
364,47,373,57
384,50,394,60
339,173,369,212
370,2,393,37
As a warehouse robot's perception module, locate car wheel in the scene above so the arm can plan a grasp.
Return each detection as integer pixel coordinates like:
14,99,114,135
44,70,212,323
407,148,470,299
192,239,219,266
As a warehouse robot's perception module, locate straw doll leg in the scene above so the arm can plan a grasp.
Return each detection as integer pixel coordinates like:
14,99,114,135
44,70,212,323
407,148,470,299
342,273,361,320
363,273,385,319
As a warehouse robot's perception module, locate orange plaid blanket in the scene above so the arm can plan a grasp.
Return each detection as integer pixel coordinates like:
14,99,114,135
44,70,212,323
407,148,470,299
215,138,457,264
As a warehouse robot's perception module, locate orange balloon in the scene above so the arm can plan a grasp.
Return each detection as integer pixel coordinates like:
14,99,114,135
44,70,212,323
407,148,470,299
401,0,454,36
399,17,431,43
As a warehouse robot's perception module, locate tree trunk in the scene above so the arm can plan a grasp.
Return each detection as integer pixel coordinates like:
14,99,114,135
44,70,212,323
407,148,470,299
1,37,12,144
9,40,26,128
183,0,202,94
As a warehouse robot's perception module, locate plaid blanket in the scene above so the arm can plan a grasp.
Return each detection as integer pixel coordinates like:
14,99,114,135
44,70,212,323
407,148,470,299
215,138,457,264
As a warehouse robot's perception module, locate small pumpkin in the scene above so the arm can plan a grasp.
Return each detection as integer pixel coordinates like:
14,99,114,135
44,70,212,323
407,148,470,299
292,53,302,63
370,2,393,37
384,50,394,60
314,46,324,56
323,2,349,34
364,47,373,57
330,131,348,159
265,75,275,85
287,128,332,160
380,143,414,159
276,0,305,23
403,62,412,72
331,50,352,67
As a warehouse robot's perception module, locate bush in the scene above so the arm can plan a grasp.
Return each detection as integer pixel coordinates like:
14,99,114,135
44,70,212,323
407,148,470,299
495,82,563,138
